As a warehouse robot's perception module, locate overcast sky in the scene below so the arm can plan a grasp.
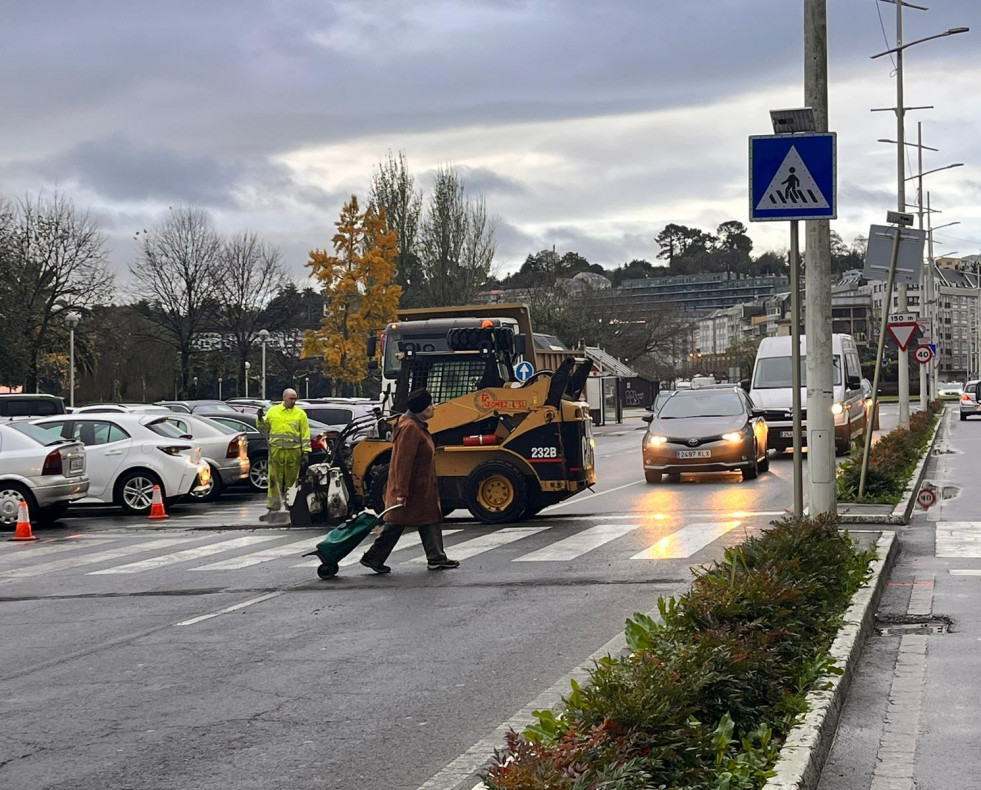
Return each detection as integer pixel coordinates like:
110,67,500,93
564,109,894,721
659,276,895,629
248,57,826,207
2,0,979,286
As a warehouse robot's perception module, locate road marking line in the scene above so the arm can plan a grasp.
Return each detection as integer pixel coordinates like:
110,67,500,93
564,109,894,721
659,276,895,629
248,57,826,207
174,592,281,627
631,521,743,560
0,537,115,565
564,511,785,521
936,522,981,557
0,538,202,579
407,527,547,563
88,535,281,574
540,480,643,512
513,523,639,562
949,569,981,575
191,538,315,570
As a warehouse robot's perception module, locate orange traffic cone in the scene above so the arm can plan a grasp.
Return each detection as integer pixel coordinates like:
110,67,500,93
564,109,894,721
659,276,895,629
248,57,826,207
10,500,37,541
147,485,169,520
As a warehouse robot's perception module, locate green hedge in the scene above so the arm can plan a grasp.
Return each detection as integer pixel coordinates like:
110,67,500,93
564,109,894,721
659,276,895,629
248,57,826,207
836,400,943,504
484,515,875,790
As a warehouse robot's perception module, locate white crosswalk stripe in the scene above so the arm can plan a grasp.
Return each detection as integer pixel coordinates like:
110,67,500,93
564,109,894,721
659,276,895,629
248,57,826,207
408,527,547,563
512,523,640,562
936,522,981,558
630,521,743,560
0,518,759,579
192,538,315,570
88,535,281,574
293,529,464,568
0,537,202,579
0,537,115,565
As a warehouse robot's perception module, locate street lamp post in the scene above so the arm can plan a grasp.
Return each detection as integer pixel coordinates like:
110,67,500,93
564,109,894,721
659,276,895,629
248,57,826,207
64,312,80,409
244,361,251,399
258,329,270,401
870,4,969,427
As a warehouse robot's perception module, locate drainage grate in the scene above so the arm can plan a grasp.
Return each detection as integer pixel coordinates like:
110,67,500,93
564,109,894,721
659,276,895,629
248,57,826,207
875,614,951,636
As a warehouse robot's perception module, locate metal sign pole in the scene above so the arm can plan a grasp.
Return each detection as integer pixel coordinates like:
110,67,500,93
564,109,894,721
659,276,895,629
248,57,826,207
859,224,903,498
790,220,804,518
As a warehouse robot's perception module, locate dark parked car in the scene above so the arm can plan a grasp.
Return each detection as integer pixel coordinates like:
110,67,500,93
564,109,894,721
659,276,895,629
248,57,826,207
0,393,66,421
193,411,332,492
641,388,769,483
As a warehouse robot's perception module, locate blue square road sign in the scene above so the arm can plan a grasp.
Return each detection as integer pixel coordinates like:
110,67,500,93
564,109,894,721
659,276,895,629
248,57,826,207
749,133,836,222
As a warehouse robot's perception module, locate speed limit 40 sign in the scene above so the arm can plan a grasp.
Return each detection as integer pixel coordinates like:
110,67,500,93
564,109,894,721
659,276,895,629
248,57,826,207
914,346,934,365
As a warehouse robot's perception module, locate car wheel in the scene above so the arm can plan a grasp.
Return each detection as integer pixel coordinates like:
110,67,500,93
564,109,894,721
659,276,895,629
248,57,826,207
742,456,759,481
189,464,224,502
835,436,851,456
666,472,682,483
645,470,662,484
116,470,163,515
961,413,968,422
38,502,70,524
248,455,268,492
759,448,770,472
465,461,527,524
0,483,37,527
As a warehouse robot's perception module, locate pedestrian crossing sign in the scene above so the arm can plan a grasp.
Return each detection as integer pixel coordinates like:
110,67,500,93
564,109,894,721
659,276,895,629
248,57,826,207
749,133,836,221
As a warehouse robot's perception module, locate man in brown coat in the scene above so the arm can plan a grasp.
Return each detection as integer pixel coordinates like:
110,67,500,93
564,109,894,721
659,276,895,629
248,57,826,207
360,388,460,573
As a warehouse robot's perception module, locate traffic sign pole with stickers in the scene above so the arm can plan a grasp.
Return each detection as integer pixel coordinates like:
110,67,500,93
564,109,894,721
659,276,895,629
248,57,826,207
749,131,836,519
859,215,911,499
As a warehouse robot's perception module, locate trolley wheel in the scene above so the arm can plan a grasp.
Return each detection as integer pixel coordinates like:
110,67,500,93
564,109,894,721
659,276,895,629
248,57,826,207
317,561,339,579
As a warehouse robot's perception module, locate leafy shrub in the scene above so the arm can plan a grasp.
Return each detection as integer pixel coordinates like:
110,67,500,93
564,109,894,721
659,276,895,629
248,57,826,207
836,400,942,503
483,514,875,790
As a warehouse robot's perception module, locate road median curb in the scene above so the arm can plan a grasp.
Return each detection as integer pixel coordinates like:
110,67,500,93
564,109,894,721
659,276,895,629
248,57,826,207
837,405,946,526
763,530,898,790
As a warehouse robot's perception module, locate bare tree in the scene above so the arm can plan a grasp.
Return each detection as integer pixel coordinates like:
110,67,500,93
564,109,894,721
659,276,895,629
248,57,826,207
418,166,495,306
129,207,221,397
369,150,424,306
3,192,113,390
215,231,291,389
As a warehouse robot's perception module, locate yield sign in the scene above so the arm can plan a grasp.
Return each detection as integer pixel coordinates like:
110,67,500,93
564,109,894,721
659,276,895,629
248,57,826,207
887,322,918,351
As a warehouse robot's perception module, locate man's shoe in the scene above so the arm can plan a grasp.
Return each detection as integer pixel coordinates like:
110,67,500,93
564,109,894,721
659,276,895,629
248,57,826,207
359,556,392,574
427,558,461,570
258,509,278,523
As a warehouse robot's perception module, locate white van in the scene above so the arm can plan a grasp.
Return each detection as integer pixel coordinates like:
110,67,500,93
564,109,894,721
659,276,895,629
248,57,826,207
749,334,866,455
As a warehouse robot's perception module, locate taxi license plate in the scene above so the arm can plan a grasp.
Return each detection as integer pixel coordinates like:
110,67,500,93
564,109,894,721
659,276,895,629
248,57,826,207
677,450,711,459
781,430,795,438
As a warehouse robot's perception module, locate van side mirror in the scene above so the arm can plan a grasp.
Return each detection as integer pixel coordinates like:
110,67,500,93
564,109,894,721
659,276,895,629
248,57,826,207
642,414,653,424
366,335,378,358
367,359,379,371
751,408,765,419
740,379,751,393
513,335,527,356
847,374,861,390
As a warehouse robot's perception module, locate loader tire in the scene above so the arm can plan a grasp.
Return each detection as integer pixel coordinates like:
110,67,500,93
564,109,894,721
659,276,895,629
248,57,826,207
465,461,527,524
367,464,389,515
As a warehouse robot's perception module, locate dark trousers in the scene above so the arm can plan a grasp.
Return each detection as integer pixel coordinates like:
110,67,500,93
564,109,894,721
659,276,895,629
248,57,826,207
362,522,447,564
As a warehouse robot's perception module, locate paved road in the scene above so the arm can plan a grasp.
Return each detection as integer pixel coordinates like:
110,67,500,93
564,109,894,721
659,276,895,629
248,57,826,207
0,408,902,790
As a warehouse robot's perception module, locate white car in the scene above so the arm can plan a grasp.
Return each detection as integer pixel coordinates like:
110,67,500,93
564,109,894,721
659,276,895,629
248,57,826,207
0,422,88,526
160,414,249,501
72,403,172,414
32,413,208,515
939,381,964,398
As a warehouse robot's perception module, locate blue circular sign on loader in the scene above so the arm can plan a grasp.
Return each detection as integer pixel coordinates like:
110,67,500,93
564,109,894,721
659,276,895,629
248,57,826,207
515,361,535,382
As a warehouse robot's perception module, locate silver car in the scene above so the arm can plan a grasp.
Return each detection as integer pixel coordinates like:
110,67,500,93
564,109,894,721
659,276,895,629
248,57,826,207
162,414,249,501
0,422,88,526
959,380,981,421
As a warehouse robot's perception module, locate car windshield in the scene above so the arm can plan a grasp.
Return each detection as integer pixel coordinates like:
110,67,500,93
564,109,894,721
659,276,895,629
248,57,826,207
145,419,186,438
10,422,67,445
658,392,744,419
753,355,842,388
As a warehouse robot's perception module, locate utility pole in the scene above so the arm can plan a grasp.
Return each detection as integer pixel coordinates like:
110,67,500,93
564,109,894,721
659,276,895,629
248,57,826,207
917,122,928,409
804,0,836,515
894,0,911,428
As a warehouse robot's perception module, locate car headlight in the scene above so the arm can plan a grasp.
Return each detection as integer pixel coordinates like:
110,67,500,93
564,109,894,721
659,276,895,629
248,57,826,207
831,402,844,415
647,435,668,447
722,432,745,444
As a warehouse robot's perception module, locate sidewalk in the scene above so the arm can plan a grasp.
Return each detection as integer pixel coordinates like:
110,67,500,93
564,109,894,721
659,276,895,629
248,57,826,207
817,408,981,789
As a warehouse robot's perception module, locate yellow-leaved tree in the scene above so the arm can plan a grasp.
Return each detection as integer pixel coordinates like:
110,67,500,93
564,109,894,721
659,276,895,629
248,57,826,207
303,196,402,391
